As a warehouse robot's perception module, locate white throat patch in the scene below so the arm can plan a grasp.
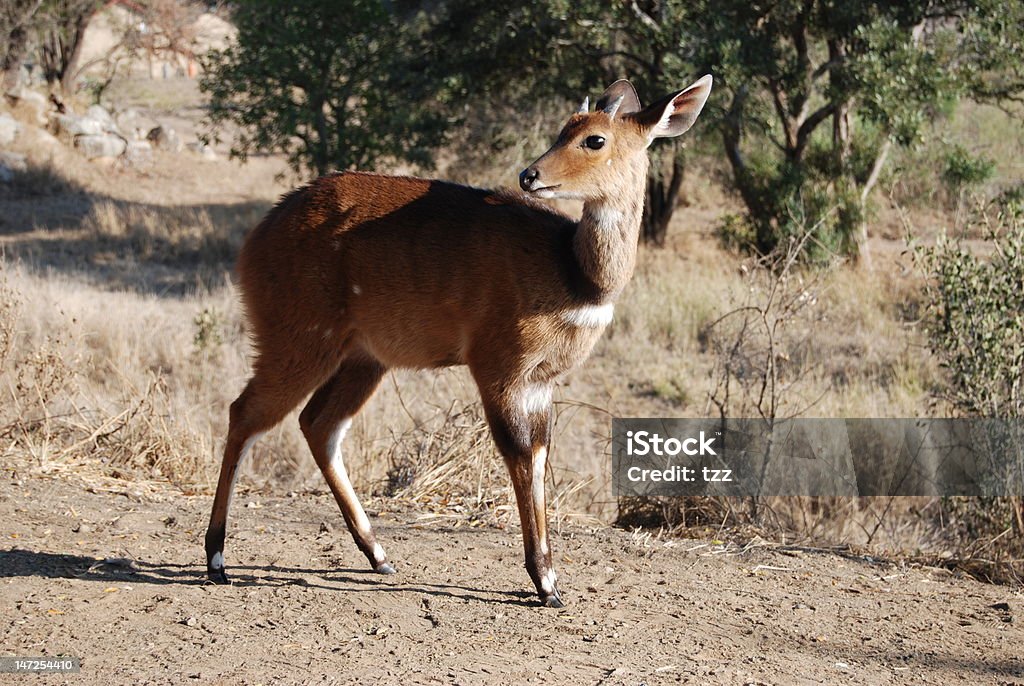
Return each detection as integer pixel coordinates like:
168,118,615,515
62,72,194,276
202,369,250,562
561,303,614,328
592,207,624,233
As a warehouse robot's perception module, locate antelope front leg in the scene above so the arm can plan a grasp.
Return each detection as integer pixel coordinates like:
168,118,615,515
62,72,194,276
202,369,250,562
482,386,562,607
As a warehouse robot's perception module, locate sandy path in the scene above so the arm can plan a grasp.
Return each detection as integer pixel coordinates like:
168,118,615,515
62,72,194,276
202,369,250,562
1,471,1022,685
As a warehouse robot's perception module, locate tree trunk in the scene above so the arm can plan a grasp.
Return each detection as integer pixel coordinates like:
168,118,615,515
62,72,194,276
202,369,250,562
855,139,891,269
828,40,851,169
833,101,851,168
2,0,43,91
41,5,94,94
641,152,684,246
2,25,28,91
58,10,91,94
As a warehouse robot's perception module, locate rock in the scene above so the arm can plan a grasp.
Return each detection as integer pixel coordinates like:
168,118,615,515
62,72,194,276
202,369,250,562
26,126,60,149
146,125,182,152
86,104,116,131
186,141,218,161
0,152,25,184
115,108,150,140
75,133,127,159
124,140,153,167
54,113,104,141
4,88,48,125
0,113,21,145
0,151,27,172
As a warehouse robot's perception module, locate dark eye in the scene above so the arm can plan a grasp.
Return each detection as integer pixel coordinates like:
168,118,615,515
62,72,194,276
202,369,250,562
583,135,605,150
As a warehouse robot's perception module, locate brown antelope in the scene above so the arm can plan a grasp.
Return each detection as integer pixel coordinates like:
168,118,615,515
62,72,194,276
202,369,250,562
205,75,713,607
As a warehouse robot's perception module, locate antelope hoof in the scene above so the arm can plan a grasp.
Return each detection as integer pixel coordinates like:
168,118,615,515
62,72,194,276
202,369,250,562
541,593,565,609
375,561,396,575
207,567,230,585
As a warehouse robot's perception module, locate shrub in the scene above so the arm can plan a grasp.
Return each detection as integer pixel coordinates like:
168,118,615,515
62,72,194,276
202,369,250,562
918,202,1023,418
918,199,1024,575
941,144,995,198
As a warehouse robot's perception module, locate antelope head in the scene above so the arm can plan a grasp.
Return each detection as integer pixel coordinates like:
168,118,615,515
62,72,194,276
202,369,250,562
519,75,713,200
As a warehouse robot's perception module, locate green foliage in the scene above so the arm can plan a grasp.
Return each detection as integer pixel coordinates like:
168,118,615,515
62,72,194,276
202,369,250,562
919,203,1024,418
696,1,1012,257
200,0,446,176
941,144,995,196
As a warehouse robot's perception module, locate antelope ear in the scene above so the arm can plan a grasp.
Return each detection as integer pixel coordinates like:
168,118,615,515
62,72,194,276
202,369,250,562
632,75,713,140
595,79,641,119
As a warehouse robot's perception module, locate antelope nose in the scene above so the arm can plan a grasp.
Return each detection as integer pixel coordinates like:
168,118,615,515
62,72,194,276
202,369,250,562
519,166,540,191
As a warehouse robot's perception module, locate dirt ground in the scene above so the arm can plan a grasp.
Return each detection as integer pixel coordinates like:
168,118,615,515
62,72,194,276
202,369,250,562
2,466,1022,686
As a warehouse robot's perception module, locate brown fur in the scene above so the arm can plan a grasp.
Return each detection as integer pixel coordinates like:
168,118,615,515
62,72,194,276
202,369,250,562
204,76,713,607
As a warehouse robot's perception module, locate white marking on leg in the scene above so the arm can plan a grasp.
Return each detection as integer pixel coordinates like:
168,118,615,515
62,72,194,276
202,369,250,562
533,446,548,556
521,384,552,416
210,551,224,570
326,418,373,537
561,303,614,328
540,568,558,595
351,284,362,295
372,542,386,564
241,432,263,456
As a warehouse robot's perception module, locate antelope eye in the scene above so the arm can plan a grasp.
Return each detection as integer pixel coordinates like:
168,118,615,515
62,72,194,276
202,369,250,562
583,135,606,150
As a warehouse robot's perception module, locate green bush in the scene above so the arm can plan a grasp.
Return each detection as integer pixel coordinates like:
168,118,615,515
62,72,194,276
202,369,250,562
919,199,1024,572
941,144,995,197
919,202,1023,417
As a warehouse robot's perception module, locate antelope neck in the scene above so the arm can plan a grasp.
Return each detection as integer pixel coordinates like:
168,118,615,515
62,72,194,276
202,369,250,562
572,160,648,302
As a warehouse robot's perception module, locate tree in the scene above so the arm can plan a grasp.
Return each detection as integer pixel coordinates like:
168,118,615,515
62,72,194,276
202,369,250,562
200,0,445,177
421,1,1023,255
1,0,42,91
38,0,101,94
689,0,1024,260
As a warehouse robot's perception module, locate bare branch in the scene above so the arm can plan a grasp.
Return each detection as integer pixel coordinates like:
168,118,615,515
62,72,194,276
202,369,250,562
628,1,661,33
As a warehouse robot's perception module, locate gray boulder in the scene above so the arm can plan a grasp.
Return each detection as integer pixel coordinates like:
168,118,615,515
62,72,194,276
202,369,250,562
0,113,21,145
124,140,153,167
85,105,123,136
0,151,27,183
115,108,150,140
146,125,183,152
187,140,218,161
75,133,127,159
0,151,27,170
55,113,104,140
4,88,48,125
